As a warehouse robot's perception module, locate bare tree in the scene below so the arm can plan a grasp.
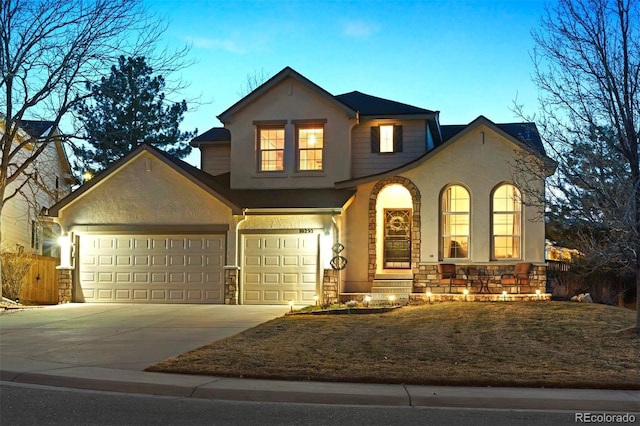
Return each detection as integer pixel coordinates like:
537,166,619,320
237,68,271,97
0,0,189,298
517,0,639,331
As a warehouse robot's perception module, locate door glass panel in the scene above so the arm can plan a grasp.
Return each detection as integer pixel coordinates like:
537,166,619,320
384,209,411,269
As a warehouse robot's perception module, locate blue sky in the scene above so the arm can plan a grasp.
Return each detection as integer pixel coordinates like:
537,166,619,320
148,0,547,165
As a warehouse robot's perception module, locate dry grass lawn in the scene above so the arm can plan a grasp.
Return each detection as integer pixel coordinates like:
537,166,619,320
147,301,640,389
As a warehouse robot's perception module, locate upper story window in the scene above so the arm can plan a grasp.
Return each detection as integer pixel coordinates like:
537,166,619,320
441,185,470,259
492,183,522,259
297,125,324,171
258,126,285,172
371,124,403,153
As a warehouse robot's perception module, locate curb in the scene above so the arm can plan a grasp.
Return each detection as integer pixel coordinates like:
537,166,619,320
2,367,639,411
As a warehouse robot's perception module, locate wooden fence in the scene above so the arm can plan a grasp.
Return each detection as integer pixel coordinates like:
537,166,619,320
18,255,59,305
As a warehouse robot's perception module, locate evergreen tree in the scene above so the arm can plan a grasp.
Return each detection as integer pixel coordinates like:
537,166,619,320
74,56,196,172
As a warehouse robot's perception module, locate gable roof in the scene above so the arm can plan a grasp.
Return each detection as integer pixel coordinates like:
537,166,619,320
335,91,436,117
47,144,356,216
217,66,358,123
441,120,546,156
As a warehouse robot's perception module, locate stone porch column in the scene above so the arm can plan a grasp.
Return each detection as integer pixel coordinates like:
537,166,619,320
56,266,73,304
224,266,240,305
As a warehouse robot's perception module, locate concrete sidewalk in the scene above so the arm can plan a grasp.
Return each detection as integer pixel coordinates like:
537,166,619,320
1,304,639,411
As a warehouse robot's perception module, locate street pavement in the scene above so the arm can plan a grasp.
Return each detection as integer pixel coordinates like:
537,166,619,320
1,303,638,412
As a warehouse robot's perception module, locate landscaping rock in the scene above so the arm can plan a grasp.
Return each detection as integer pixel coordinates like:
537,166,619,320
571,293,593,303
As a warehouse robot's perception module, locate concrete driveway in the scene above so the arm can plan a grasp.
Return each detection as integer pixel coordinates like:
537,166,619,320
0,304,287,371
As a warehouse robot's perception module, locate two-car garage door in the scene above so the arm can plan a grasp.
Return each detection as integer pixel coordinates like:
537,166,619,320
78,234,225,303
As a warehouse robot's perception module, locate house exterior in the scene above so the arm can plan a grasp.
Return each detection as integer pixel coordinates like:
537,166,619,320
0,119,76,257
47,67,555,305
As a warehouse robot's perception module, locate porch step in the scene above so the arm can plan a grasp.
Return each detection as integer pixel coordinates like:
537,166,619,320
370,279,413,305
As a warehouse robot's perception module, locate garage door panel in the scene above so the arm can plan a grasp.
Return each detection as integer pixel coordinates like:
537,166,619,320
282,273,299,284
263,256,280,266
98,256,113,266
79,234,225,304
133,290,148,301
134,256,149,266
115,272,130,283
243,234,318,305
302,256,317,266
169,255,184,266
263,273,280,284
151,272,167,283
152,256,167,266
133,272,149,283
282,290,298,301
263,291,281,302
282,256,299,266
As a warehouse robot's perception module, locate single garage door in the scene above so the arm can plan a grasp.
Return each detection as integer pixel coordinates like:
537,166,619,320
242,233,318,305
78,234,225,303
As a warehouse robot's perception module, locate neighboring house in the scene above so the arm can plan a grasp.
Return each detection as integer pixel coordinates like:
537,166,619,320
0,119,76,257
47,67,555,304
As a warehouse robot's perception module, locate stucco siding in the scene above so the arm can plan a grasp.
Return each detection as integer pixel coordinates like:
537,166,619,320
200,145,231,176
342,125,547,289
351,119,427,178
56,152,233,229
226,77,354,189
342,182,375,292
401,125,546,265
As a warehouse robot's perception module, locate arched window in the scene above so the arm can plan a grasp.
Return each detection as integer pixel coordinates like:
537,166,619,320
492,183,522,259
441,185,470,259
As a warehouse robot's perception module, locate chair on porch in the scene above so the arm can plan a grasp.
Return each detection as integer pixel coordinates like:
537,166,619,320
500,263,532,294
437,263,468,293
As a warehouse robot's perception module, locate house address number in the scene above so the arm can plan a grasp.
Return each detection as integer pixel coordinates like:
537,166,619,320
299,228,313,233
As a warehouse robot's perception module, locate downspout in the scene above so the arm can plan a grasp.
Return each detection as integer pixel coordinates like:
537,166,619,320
234,209,248,268
227,209,248,305
331,214,340,299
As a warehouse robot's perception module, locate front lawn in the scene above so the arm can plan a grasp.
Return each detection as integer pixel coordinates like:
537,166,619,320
146,302,639,389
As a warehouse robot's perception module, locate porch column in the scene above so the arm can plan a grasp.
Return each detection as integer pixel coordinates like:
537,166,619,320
56,266,73,304
224,266,240,305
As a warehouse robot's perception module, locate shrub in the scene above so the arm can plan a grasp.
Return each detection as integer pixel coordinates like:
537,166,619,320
1,248,34,301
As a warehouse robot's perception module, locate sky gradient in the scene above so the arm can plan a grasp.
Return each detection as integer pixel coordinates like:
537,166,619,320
148,0,547,165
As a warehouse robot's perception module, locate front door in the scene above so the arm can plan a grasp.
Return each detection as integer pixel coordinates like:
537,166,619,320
384,209,411,269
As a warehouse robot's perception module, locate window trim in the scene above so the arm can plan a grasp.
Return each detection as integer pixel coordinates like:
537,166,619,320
371,124,403,154
296,122,325,172
256,124,286,173
440,184,471,260
491,183,522,260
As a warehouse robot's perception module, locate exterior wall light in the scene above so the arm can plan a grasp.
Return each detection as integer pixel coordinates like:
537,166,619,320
57,233,72,269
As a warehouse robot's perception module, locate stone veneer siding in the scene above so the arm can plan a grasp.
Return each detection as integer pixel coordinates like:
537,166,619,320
413,263,548,294
57,267,73,303
322,268,338,305
368,176,421,283
224,266,240,305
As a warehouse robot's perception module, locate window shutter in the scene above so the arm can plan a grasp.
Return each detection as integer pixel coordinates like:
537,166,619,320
371,126,380,153
393,125,403,152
